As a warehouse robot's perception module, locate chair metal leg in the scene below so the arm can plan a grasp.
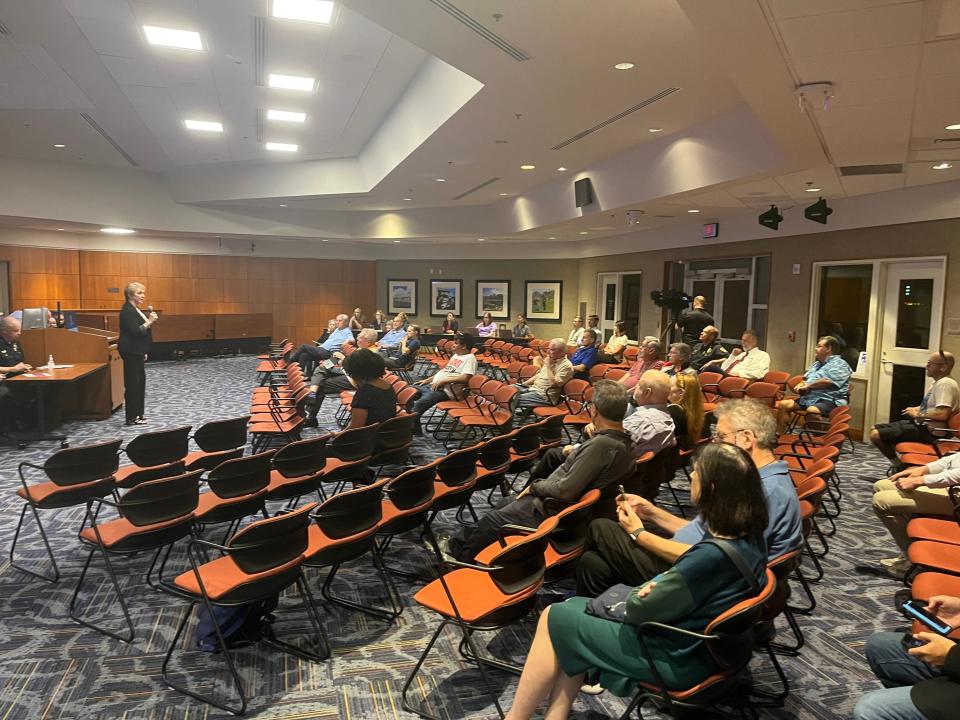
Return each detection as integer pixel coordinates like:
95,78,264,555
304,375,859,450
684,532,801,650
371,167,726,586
317,556,403,622
457,627,524,675
788,564,817,614
69,545,135,643
9,503,60,583
749,642,791,707
401,620,450,720
261,576,330,662
769,606,805,654
162,601,248,716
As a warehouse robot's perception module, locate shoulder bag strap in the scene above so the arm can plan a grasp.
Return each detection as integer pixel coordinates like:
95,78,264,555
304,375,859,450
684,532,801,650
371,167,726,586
702,538,761,594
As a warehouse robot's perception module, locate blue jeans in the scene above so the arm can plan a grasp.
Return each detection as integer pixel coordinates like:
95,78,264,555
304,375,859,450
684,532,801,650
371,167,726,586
514,386,552,408
410,387,446,430
853,632,936,720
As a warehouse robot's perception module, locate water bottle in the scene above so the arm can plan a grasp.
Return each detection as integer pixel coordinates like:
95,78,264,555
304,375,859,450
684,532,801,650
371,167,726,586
47,354,55,370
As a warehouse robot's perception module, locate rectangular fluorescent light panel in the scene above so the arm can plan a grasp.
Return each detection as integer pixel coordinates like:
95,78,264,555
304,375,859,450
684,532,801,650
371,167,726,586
184,119,223,132
268,73,315,92
267,109,307,123
143,26,203,51
272,0,335,24
266,142,299,152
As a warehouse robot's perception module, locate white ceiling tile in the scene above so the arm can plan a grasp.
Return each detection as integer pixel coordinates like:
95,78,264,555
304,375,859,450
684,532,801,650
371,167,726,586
905,160,960,186
70,14,145,59
769,0,915,21
821,125,908,165
777,3,923,57
914,148,960,161
920,38,960,75
63,0,137,23
828,77,916,107
839,173,905,195
101,55,163,87
793,46,921,83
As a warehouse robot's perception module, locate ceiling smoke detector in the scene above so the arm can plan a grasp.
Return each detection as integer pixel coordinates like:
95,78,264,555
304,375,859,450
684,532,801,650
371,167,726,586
625,210,645,225
795,81,835,112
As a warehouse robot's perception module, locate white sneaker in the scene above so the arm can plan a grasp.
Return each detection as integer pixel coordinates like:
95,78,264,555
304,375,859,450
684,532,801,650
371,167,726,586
580,682,606,696
880,555,911,579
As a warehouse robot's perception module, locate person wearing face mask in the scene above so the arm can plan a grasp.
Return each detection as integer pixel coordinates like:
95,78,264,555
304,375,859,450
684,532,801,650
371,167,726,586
118,282,159,426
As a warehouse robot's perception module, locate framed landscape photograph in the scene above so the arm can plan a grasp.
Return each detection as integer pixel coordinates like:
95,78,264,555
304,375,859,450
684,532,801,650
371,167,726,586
430,279,462,317
387,279,417,315
476,280,510,319
525,280,563,323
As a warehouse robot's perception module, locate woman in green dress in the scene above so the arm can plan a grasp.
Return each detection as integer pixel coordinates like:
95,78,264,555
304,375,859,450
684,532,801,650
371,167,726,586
505,442,769,719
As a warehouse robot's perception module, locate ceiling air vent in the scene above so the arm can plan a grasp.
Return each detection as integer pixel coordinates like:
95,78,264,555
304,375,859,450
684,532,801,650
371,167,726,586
839,163,903,176
453,177,501,200
427,0,529,61
933,138,960,143
551,87,681,150
80,113,138,166
251,16,267,86
0,19,11,34
256,108,265,142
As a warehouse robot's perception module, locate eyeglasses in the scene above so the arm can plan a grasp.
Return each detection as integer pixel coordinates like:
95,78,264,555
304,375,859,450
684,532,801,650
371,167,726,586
711,428,744,442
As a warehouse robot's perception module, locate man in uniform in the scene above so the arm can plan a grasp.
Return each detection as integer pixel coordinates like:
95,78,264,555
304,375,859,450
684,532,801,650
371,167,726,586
0,316,32,431
675,295,714,346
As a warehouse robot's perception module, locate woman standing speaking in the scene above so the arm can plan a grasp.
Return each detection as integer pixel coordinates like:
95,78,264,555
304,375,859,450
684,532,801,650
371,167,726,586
119,282,158,426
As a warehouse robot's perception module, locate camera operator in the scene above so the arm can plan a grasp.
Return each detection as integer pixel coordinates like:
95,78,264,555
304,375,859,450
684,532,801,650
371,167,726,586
674,295,714,346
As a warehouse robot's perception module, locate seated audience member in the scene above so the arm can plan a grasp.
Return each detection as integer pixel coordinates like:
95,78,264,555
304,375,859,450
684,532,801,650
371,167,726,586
596,320,629,364
409,334,476,434
576,399,801,597
662,342,695,377
371,309,388,331
0,316,32,430
476,312,498,337
378,317,407,349
622,370,675,455
567,316,585,346
618,337,665,391
702,329,770,379
586,315,601,344
675,294,715,346
690,325,728,371
872,453,960,578
853,598,960,720
512,314,532,339
505,441,769,720
288,314,353,376
870,351,958,462
304,329,380,426
570,329,599,380
384,324,421,369
441,380,634,562
514,338,573,408
317,318,336,346
338,350,397,429
396,312,410,329
668,373,706,451
440,312,459,334
777,335,851,426
349,307,365,331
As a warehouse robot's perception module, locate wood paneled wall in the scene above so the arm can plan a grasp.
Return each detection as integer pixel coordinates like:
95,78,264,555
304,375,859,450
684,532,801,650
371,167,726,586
0,245,375,345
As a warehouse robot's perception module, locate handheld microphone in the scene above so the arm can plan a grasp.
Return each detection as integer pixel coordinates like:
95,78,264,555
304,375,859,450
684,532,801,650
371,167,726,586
147,305,153,313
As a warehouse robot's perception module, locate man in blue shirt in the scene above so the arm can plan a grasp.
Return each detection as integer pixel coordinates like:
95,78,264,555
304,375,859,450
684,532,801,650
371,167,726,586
576,398,802,596
378,317,407,350
287,313,353,377
778,335,851,428
570,328,598,380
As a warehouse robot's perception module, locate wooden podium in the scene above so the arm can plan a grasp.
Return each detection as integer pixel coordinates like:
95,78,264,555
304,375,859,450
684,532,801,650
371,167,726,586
20,327,122,419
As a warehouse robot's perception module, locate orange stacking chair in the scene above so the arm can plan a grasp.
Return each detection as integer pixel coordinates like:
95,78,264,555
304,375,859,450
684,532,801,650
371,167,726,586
265,435,328,508
375,464,438,592
184,416,249,472
113,425,191,489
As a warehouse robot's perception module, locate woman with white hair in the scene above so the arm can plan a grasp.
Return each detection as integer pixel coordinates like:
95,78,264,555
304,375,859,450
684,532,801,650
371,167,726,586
118,281,159,425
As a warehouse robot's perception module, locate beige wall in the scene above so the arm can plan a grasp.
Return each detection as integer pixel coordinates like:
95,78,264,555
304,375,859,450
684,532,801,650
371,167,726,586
374,258,581,339
577,217,959,374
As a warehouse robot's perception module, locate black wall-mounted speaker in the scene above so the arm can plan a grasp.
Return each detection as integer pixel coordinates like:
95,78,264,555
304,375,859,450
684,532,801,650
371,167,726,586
574,177,594,208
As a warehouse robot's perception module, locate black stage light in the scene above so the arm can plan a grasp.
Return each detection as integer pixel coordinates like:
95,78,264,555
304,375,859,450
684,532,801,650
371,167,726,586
758,205,783,230
805,196,833,224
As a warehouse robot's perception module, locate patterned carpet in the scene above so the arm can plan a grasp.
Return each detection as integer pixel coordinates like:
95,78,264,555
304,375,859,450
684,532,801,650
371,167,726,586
0,356,913,719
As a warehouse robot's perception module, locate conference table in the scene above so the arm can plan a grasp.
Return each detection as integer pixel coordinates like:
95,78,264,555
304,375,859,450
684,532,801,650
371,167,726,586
5,362,107,446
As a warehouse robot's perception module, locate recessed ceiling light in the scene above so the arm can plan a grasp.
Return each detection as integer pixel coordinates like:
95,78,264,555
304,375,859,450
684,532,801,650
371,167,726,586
687,209,700,213
579,231,588,235
53,144,65,148
435,177,446,182
647,127,663,133
945,123,960,131
266,142,298,152
184,119,223,132
498,192,509,196
272,0,335,24
548,236,556,240
321,238,329,242
556,166,567,172
100,227,135,235
933,162,953,170
279,203,287,207
267,109,307,123
57,228,65,231
520,164,536,170
403,197,412,201
477,238,485,242
268,73,315,92
614,62,635,70
805,187,821,192
392,240,401,243
143,26,203,51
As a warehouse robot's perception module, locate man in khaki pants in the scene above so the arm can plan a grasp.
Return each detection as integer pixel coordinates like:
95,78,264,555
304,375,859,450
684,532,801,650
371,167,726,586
873,454,960,578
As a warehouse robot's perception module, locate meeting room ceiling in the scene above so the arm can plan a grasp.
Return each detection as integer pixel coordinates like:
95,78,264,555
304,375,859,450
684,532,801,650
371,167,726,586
0,0,958,248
